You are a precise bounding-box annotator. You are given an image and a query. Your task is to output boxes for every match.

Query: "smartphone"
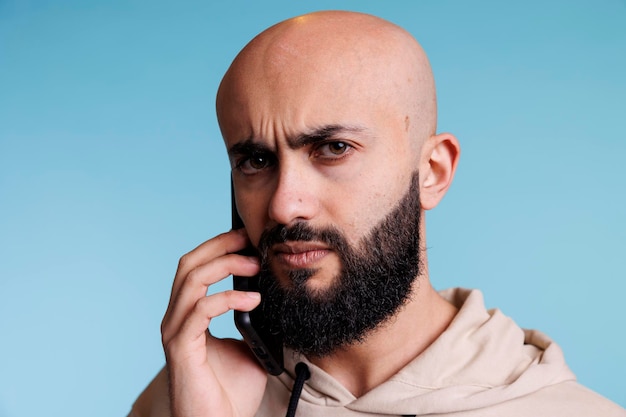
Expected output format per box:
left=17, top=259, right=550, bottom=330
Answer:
left=231, top=181, right=284, bottom=375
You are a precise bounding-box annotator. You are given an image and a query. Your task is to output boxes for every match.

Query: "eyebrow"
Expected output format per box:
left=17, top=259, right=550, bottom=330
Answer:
left=228, top=140, right=271, bottom=159
left=228, top=124, right=366, bottom=157
left=288, top=124, right=365, bottom=149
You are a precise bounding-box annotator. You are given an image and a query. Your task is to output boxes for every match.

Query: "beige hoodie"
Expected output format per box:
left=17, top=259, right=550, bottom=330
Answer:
left=130, top=288, right=626, bottom=416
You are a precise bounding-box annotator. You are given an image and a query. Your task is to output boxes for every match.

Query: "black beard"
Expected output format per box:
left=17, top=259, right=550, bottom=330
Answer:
left=256, top=172, right=422, bottom=358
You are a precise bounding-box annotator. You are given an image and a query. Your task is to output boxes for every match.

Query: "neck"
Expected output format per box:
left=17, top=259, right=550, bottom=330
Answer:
left=308, top=277, right=457, bottom=397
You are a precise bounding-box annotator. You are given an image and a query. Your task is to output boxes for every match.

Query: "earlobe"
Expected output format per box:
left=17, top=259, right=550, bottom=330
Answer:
left=420, top=133, right=460, bottom=210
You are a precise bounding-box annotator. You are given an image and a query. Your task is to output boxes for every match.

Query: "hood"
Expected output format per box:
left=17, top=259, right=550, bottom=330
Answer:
left=274, top=288, right=576, bottom=415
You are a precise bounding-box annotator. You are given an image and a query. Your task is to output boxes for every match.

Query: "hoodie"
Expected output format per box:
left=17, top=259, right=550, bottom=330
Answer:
left=129, top=288, right=626, bottom=416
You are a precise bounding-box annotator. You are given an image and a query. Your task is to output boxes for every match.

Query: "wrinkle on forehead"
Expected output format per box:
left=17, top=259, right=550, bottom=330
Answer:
left=216, top=11, right=437, bottom=149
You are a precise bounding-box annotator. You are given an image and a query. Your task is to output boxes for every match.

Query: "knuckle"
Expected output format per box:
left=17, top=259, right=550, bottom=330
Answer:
left=162, top=334, right=180, bottom=356
left=177, top=253, right=192, bottom=270
left=160, top=317, right=169, bottom=339
left=192, top=292, right=235, bottom=317
left=222, top=290, right=242, bottom=309
left=160, top=318, right=174, bottom=346
left=224, top=289, right=237, bottom=301
left=186, top=266, right=205, bottom=286
left=161, top=323, right=175, bottom=350
left=193, top=295, right=213, bottom=313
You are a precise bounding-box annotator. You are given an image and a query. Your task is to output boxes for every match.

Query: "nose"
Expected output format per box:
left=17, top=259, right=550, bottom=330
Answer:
left=267, top=163, right=320, bottom=226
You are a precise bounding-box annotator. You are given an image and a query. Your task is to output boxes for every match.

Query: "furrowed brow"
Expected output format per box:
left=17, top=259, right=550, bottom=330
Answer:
left=228, top=139, right=272, bottom=158
left=227, top=125, right=365, bottom=158
left=288, top=125, right=365, bottom=149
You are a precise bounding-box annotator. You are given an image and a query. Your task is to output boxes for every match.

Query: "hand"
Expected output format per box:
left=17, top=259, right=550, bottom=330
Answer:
left=161, top=229, right=268, bottom=417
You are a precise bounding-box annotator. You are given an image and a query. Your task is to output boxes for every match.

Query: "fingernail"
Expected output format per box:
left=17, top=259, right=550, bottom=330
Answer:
left=246, top=291, right=261, bottom=300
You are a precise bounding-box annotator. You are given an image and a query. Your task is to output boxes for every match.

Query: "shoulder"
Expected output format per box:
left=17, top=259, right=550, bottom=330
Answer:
left=128, top=367, right=171, bottom=417
left=531, top=381, right=625, bottom=416
left=480, top=381, right=626, bottom=417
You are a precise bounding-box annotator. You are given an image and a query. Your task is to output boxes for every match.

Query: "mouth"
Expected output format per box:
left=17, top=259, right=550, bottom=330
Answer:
left=271, top=241, right=332, bottom=269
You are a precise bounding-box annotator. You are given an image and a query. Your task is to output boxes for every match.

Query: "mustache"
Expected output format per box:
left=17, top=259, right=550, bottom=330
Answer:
left=257, top=222, right=348, bottom=258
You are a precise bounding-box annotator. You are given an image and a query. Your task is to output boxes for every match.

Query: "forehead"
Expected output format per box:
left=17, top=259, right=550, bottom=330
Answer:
left=229, top=124, right=366, bottom=150
left=215, top=15, right=430, bottom=148
left=217, top=62, right=405, bottom=148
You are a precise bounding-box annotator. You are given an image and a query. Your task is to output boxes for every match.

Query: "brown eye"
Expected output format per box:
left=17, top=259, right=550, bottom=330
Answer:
left=327, top=142, right=347, bottom=155
left=313, top=141, right=353, bottom=161
left=237, top=152, right=275, bottom=175
left=249, top=155, right=269, bottom=169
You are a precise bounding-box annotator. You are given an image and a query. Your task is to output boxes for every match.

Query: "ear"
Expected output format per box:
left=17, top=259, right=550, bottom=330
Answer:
left=419, top=133, right=460, bottom=210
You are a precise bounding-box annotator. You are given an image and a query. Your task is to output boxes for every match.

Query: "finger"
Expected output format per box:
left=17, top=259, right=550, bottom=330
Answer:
left=164, top=290, right=261, bottom=354
left=163, top=253, right=260, bottom=336
left=171, top=229, right=252, bottom=298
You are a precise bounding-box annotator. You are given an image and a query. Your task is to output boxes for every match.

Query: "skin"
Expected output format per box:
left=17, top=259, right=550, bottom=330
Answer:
left=159, top=10, right=461, bottom=417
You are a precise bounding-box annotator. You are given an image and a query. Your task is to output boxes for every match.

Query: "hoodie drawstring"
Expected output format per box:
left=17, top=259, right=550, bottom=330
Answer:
left=285, top=362, right=311, bottom=417
left=283, top=362, right=415, bottom=417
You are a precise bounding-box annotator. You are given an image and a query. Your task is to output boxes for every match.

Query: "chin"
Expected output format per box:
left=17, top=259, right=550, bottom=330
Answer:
left=276, top=266, right=338, bottom=295
left=303, top=272, right=339, bottom=294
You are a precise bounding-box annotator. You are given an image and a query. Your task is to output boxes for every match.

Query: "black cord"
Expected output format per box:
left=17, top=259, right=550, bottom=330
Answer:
left=285, top=362, right=311, bottom=417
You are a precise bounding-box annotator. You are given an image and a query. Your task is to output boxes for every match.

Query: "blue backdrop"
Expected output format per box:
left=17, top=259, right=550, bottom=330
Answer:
left=1, top=1, right=624, bottom=416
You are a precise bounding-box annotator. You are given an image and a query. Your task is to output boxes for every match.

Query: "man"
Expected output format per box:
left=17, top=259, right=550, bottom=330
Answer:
left=130, top=11, right=625, bottom=417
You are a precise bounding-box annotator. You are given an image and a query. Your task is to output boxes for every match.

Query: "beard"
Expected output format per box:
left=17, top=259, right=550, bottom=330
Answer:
left=256, top=172, right=422, bottom=358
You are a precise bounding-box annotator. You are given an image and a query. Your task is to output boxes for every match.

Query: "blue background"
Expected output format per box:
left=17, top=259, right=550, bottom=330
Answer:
left=1, top=1, right=624, bottom=415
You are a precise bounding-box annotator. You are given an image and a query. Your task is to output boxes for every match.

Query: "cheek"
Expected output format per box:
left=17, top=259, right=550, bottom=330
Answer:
left=353, top=145, right=416, bottom=233
left=236, top=194, right=270, bottom=247
left=331, top=178, right=405, bottom=247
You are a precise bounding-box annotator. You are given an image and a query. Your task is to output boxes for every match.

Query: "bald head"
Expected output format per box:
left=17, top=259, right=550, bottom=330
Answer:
left=217, top=11, right=461, bottom=301
left=216, top=11, right=437, bottom=152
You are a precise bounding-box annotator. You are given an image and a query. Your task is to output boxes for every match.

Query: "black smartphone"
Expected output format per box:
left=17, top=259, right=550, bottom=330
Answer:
left=231, top=181, right=284, bottom=375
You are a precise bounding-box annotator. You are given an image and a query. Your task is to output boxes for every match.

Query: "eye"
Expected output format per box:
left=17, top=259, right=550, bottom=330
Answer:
left=237, top=152, right=274, bottom=174
left=327, top=142, right=348, bottom=155
left=315, top=141, right=352, bottom=158
left=248, top=154, right=270, bottom=169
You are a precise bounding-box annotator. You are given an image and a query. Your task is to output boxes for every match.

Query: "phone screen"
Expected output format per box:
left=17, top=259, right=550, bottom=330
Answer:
left=231, top=180, right=284, bottom=375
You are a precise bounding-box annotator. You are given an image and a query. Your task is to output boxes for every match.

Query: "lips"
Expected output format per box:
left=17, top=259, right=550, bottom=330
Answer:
left=272, top=242, right=331, bottom=268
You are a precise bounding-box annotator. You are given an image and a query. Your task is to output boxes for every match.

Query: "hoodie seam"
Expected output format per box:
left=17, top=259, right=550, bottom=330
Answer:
left=389, top=378, right=494, bottom=390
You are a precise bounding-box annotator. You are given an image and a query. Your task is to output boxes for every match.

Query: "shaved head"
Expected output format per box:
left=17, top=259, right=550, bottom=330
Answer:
left=217, top=11, right=437, bottom=155
left=218, top=12, right=460, bottom=356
